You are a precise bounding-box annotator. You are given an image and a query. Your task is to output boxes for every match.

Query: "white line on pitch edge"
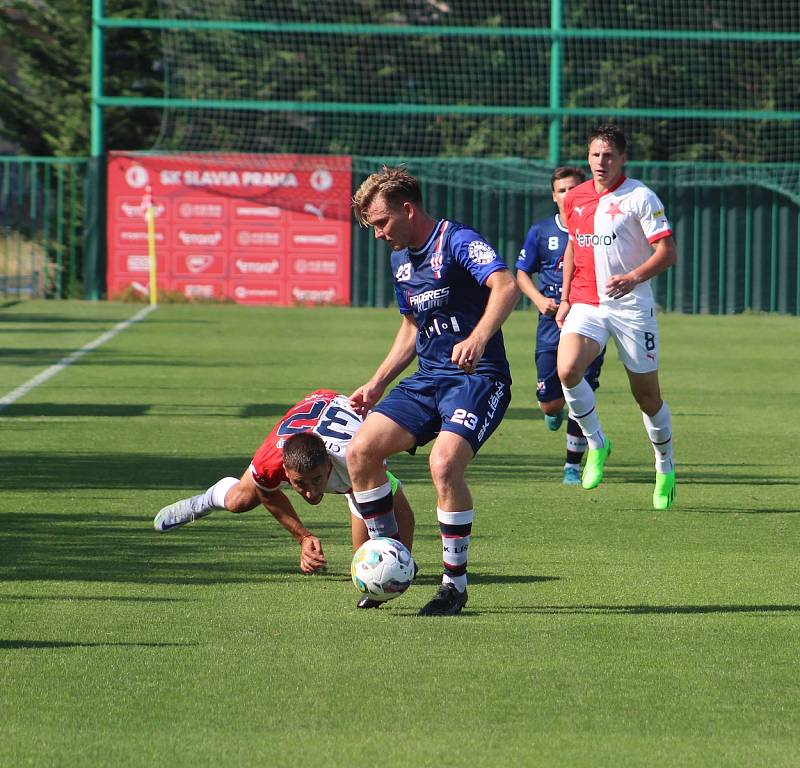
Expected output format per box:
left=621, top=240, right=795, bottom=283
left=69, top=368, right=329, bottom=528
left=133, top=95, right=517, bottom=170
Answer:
left=0, top=304, right=157, bottom=413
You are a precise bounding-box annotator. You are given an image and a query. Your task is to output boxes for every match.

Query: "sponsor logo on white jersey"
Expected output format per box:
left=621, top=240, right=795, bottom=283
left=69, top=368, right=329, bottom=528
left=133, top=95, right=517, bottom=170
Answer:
left=576, top=232, right=616, bottom=247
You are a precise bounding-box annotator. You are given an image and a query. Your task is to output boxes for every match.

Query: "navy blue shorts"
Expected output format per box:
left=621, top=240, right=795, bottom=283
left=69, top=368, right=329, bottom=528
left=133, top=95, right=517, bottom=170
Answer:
left=535, top=346, right=605, bottom=403
left=373, top=371, right=511, bottom=455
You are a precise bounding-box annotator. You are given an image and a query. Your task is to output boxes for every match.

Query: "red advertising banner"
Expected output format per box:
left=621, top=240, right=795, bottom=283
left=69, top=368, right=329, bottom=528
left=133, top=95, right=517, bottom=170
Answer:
left=106, top=153, right=352, bottom=305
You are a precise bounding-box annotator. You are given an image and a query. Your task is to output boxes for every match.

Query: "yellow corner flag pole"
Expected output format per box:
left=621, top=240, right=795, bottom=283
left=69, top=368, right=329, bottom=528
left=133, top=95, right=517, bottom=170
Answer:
left=143, top=185, right=157, bottom=306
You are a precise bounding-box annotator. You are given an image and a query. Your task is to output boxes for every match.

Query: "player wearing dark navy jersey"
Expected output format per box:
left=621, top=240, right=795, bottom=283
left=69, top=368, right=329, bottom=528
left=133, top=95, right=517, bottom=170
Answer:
left=349, top=166, right=520, bottom=616
left=515, top=166, right=605, bottom=485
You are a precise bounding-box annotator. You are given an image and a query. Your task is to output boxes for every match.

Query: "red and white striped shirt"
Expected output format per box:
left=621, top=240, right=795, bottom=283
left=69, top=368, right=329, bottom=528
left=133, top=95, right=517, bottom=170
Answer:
left=564, top=176, right=672, bottom=309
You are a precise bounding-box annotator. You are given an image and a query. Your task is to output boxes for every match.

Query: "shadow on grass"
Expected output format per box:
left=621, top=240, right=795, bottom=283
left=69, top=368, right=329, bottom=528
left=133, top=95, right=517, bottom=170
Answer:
left=0, top=511, right=353, bottom=586
left=0, top=313, right=128, bottom=325
left=3, top=402, right=293, bottom=420
left=0, top=640, right=198, bottom=649
left=460, top=603, right=800, bottom=617
left=3, top=404, right=152, bottom=418
left=0, top=453, right=247, bottom=489
left=390, top=603, right=800, bottom=619
left=1, top=451, right=796, bottom=513
left=0, top=593, right=188, bottom=603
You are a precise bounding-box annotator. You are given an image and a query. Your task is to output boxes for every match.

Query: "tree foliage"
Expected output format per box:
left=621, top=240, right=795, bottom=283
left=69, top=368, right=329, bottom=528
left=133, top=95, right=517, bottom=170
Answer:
left=0, top=0, right=163, bottom=156
left=1, top=1, right=798, bottom=162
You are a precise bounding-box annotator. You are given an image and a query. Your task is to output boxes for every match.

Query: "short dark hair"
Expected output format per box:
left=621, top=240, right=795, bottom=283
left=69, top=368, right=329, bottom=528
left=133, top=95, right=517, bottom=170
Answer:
left=551, top=165, right=586, bottom=189
left=352, top=165, right=422, bottom=226
left=588, top=124, right=627, bottom=154
left=282, top=432, right=328, bottom=473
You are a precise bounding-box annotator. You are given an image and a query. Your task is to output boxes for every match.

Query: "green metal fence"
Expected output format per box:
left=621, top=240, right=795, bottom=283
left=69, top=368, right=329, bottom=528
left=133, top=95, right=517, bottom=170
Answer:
left=1, top=155, right=797, bottom=313
left=0, top=157, right=88, bottom=299
left=350, top=159, right=800, bottom=315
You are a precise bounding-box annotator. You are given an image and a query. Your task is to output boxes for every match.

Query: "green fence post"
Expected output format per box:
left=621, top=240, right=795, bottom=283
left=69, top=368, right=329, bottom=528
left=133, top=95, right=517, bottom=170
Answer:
left=56, top=165, right=65, bottom=298
left=770, top=195, right=778, bottom=312
left=43, top=163, right=52, bottom=296
left=744, top=187, right=752, bottom=311
left=717, top=188, right=726, bottom=314
left=85, top=0, right=106, bottom=299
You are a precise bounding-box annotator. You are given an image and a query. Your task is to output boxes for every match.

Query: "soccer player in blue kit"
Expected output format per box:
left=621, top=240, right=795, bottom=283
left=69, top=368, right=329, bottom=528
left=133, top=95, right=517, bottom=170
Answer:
left=515, top=167, right=606, bottom=485
left=348, top=166, right=520, bottom=616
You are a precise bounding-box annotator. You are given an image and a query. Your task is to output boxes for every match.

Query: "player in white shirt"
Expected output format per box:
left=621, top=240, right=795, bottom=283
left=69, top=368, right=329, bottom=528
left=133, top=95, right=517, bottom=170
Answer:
left=154, top=390, right=415, bottom=607
left=555, top=125, right=677, bottom=510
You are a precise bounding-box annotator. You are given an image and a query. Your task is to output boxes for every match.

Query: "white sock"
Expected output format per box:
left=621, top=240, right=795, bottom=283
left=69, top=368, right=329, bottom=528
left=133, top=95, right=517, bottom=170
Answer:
left=202, top=477, right=239, bottom=511
left=353, top=482, right=398, bottom=538
left=563, top=378, right=605, bottom=450
left=642, top=403, right=674, bottom=474
left=438, top=507, right=472, bottom=593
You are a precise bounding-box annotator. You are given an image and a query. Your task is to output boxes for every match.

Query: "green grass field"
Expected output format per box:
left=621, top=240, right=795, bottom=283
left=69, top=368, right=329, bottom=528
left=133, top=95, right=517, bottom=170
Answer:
left=1, top=300, right=799, bottom=767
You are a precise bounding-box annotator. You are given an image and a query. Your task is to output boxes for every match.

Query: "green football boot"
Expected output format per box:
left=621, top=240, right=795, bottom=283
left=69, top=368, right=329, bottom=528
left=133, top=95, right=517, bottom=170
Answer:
left=653, top=470, right=676, bottom=510
left=544, top=409, right=564, bottom=431
left=581, top=437, right=612, bottom=490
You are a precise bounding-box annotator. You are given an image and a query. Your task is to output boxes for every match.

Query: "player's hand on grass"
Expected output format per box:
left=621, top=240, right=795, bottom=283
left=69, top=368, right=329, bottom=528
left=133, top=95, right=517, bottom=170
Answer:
left=299, top=535, right=326, bottom=573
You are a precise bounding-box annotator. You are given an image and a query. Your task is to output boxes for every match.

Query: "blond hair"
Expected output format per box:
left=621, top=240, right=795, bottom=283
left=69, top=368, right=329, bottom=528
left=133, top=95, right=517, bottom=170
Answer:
left=352, top=166, right=422, bottom=226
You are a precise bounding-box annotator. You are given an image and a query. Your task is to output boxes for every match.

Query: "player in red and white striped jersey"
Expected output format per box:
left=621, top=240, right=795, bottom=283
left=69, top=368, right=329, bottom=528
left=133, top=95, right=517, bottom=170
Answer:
left=555, top=125, right=677, bottom=510
left=154, top=390, right=415, bottom=594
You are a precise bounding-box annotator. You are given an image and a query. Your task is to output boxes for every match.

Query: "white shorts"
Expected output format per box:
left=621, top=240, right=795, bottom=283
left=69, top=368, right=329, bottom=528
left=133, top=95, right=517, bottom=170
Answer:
left=562, top=301, right=660, bottom=373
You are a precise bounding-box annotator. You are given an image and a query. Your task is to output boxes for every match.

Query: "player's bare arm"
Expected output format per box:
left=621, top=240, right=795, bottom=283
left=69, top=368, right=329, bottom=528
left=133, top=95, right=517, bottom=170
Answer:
left=452, top=269, right=519, bottom=371
left=555, top=241, right=575, bottom=328
left=349, top=314, right=418, bottom=414
left=606, top=235, right=677, bottom=299
left=258, top=487, right=326, bottom=573
left=516, top=269, right=558, bottom=317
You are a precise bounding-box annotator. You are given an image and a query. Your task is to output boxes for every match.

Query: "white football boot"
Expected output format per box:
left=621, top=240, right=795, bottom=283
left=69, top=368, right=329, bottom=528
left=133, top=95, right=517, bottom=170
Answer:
left=154, top=494, right=212, bottom=532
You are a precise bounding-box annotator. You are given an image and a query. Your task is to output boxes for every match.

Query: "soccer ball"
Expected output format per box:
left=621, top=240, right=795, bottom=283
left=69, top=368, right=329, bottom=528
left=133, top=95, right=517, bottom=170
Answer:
left=351, top=537, right=415, bottom=602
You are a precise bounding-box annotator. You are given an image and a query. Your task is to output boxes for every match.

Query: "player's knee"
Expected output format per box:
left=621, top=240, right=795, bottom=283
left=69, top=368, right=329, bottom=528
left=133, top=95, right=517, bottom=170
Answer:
left=540, top=399, right=565, bottom=416
left=428, top=450, right=460, bottom=490
left=345, top=432, right=372, bottom=475
left=636, top=393, right=663, bottom=417
left=557, top=362, right=583, bottom=388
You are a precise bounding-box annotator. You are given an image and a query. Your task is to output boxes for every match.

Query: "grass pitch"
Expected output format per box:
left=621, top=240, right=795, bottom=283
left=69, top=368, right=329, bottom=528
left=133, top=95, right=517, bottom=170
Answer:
left=1, top=301, right=799, bottom=767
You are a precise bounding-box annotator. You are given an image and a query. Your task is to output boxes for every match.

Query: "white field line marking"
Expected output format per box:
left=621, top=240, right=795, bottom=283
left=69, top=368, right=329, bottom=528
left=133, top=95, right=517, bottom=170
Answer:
left=0, top=304, right=157, bottom=413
